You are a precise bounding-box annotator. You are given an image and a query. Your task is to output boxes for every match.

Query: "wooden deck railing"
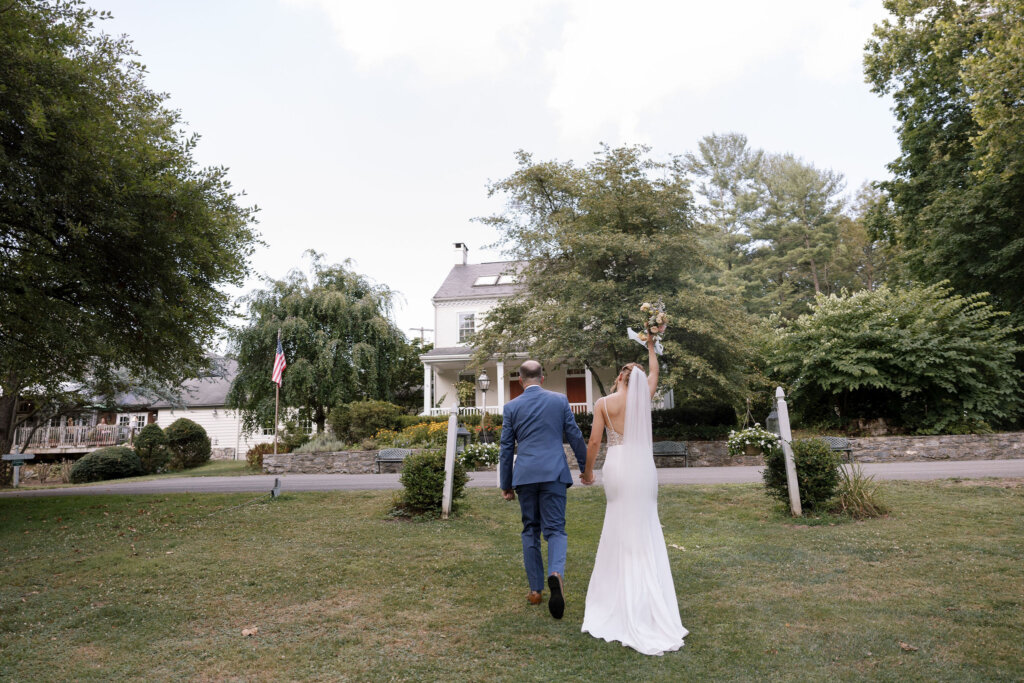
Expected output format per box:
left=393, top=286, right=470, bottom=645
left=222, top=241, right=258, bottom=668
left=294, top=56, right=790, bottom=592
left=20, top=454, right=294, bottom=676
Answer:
left=14, top=424, right=141, bottom=452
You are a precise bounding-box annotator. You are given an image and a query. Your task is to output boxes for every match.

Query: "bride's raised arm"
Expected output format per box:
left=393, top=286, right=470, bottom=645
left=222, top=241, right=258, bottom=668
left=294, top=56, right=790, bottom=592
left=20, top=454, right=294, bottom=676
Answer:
left=645, top=336, right=658, bottom=399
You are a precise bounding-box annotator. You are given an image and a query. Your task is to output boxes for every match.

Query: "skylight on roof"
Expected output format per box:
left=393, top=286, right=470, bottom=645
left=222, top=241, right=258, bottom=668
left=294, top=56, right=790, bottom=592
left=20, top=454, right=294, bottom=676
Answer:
left=497, top=274, right=518, bottom=284
left=473, top=275, right=499, bottom=286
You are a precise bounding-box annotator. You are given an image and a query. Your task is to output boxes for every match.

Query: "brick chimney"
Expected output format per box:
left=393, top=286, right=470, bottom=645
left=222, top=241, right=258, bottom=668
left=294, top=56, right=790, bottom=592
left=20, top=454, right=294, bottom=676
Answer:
left=454, top=242, right=468, bottom=265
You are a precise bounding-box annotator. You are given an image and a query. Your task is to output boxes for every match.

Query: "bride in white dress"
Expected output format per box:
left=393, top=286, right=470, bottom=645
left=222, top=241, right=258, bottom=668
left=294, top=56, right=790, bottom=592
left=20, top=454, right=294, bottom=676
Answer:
left=580, top=336, right=688, bottom=656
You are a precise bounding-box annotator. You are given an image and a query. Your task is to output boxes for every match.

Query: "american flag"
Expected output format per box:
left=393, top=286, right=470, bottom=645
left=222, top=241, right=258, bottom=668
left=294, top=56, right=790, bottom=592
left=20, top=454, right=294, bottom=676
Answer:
left=271, top=337, right=287, bottom=387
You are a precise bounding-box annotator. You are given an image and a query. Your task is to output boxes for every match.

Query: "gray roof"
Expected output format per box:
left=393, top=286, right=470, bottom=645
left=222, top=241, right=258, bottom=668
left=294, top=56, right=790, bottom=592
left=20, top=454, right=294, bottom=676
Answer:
left=150, top=358, right=237, bottom=409
left=433, top=261, right=525, bottom=301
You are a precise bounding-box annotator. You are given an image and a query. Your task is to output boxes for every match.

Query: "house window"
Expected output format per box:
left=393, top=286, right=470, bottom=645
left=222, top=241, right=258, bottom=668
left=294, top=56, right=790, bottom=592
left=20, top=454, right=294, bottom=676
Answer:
left=297, top=417, right=314, bottom=435
left=118, top=415, right=131, bottom=427
left=458, top=313, right=475, bottom=343
left=262, top=423, right=275, bottom=436
left=473, top=275, right=499, bottom=286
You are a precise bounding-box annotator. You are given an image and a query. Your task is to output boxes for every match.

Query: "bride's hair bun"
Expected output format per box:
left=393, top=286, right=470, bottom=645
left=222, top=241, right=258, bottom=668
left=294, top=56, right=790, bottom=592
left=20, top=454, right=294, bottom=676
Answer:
left=618, top=363, right=644, bottom=385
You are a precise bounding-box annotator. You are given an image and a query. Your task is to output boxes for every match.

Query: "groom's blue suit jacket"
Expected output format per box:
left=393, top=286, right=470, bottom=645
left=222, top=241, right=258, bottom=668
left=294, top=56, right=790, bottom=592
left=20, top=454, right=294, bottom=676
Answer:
left=499, top=385, right=588, bottom=491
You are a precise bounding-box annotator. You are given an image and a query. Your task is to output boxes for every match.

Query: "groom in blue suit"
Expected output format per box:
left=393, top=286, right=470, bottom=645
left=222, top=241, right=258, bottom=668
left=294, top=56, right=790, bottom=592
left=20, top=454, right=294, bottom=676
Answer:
left=500, top=360, right=589, bottom=619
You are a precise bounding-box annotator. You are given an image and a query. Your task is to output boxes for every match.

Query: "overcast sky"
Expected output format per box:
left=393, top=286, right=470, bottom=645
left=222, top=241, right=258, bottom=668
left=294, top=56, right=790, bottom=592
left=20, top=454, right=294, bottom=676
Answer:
left=97, top=0, right=898, bottom=344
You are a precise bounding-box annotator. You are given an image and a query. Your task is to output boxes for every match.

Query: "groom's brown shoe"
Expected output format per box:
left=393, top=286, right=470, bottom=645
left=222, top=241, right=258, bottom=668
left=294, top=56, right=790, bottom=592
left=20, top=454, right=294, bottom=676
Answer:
left=527, top=590, right=542, bottom=605
left=547, top=573, right=564, bottom=619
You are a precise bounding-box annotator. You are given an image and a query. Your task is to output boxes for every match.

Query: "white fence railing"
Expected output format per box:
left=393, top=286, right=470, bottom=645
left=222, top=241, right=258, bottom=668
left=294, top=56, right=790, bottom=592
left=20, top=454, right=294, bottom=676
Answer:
left=14, top=424, right=141, bottom=452
left=428, top=403, right=592, bottom=417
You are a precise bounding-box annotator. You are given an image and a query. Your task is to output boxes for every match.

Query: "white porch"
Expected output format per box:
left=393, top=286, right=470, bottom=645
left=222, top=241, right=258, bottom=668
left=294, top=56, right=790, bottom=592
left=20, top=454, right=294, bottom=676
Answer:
left=421, top=349, right=600, bottom=417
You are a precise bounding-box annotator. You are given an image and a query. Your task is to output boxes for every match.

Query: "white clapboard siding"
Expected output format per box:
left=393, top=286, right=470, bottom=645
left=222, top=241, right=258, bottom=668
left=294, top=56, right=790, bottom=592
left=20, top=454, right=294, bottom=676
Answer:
left=156, top=407, right=265, bottom=459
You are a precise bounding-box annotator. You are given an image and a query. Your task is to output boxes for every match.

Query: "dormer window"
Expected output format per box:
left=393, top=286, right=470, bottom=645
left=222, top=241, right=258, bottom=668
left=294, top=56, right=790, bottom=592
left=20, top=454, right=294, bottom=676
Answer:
left=473, top=275, right=499, bottom=286
left=458, top=313, right=475, bottom=343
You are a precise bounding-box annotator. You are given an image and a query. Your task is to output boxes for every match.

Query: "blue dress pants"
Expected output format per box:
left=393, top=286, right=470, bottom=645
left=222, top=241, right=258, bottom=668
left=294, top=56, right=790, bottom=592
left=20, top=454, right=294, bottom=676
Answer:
left=516, top=481, right=568, bottom=592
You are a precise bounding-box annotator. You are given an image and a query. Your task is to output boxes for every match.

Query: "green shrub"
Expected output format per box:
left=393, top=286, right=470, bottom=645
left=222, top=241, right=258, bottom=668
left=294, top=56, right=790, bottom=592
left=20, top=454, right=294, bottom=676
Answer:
left=767, top=284, right=1024, bottom=433
left=245, top=442, right=290, bottom=469
left=763, top=438, right=840, bottom=511
left=574, top=403, right=736, bottom=441
left=460, top=442, right=499, bottom=469
left=398, top=449, right=468, bottom=515
left=165, top=418, right=212, bottom=470
left=134, top=424, right=169, bottom=474
left=329, top=400, right=404, bottom=441
left=70, top=446, right=142, bottom=483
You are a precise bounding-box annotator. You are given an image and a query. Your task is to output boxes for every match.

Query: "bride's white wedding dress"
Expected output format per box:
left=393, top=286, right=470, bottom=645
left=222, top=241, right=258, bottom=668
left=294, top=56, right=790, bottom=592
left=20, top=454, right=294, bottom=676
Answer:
left=581, top=367, right=688, bottom=656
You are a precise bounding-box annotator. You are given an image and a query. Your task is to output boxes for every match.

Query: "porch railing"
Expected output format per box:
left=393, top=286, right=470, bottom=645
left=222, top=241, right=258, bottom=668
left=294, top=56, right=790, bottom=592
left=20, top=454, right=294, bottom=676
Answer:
left=13, top=424, right=142, bottom=453
left=428, top=404, right=592, bottom=417
left=428, top=406, right=503, bottom=417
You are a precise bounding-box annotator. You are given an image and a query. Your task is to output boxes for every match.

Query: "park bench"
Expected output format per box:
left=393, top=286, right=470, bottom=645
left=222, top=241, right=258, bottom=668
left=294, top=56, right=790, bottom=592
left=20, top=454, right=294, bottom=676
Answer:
left=375, top=448, right=412, bottom=473
left=652, top=441, right=689, bottom=467
left=820, top=436, right=853, bottom=464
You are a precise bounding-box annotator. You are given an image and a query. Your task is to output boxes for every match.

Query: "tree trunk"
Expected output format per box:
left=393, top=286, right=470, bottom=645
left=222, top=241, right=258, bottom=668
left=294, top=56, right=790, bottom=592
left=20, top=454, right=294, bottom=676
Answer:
left=805, top=237, right=822, bottom=294
left=0, top=392, right=18, bottom=486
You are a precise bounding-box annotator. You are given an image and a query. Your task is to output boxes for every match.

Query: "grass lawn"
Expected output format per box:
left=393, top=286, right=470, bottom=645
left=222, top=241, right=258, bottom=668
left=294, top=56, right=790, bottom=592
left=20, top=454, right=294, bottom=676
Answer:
left=20, top=459, right=257, bottom=490
left=1, top=480, right=1022, bottom=681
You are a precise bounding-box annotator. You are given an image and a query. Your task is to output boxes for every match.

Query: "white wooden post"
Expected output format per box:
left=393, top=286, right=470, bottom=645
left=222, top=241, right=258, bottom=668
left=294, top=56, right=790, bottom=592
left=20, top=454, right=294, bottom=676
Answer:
left=423, top=363, right=432, bottom=416
left=775, top=387, right=802, bottom=517
left=584, top=367, right=594, bottom=411
left=496, top=360, right=505, bottom=409
left=441, top=407, right=459, bottom=519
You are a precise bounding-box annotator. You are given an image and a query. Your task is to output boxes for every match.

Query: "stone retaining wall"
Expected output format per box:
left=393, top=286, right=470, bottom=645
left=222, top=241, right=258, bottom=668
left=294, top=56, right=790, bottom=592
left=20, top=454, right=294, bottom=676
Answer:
left=846, top=432, right=1024, bottom=462
left=264, top=450, right=380, bottom=475
left=264, top=432, right=1024, bottom=474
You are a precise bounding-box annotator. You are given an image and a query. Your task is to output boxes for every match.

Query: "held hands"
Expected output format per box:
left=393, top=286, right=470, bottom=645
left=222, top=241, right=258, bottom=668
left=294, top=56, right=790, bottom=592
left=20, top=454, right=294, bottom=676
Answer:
left=580, top=470, right=595, bottom=485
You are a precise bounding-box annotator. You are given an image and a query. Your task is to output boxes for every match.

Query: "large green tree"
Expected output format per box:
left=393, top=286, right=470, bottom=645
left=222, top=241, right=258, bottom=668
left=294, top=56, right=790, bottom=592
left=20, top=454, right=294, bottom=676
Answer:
left=767, top=283, right=1023, bottom=433
left=0, top=1, right=257, bottom=464
left=227, top=255, right=409, bottom=433
left=473, top=145, right=757, bottom=404
left=741, top=154, right=848, bottom=318
left=865, top=0, right=1024, bottom=326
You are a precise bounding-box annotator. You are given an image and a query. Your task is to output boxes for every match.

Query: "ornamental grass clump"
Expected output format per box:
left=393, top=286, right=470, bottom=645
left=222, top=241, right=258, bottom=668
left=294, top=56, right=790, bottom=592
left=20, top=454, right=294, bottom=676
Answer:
left=727, top=423, right=780, bottom=456
left=833, top=463, right=888, bottom=519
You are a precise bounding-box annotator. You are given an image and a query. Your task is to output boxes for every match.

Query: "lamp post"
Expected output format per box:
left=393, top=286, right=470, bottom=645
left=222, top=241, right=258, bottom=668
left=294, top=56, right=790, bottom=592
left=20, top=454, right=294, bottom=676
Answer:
left=477, top=370, right=491, bottom=443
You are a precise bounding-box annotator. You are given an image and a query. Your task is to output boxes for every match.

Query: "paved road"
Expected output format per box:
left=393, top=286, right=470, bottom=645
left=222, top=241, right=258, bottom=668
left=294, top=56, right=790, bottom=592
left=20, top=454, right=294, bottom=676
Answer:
left=2, top=459, right=1023, bottom=498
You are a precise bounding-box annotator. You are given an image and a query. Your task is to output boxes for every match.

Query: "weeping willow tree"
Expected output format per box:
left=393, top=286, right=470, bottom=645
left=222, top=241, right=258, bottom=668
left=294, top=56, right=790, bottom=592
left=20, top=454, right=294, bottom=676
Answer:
left=473, top=145, right=758, bottom=404
left=227, top=253, right=407, bottom=433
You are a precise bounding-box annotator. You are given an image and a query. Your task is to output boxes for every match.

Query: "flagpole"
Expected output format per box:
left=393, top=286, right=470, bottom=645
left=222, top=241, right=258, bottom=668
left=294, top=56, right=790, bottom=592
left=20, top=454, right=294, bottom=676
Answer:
left=274, top=329, right=281, bottom=456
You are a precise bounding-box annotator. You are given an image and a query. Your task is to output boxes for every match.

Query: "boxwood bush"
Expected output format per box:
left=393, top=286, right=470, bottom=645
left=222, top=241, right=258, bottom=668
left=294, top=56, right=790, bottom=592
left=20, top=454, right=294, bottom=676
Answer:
left=134, top=424, right=169, bottom=474
left=763, top=437, right=840, bottom=511
left=397, top=449, right=468, bottom=515
left=165, top=418, right=212, bottom=470
left=70, top=446, right=142, bottom=483
left=245, top=442, right=291, bottom=469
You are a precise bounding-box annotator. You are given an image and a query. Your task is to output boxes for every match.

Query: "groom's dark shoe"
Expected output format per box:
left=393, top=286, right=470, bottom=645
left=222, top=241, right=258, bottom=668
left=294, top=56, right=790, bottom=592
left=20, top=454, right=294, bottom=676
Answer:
left=527, top=590, right=542, bottom=605
left=547, top=573, right=564, bottom=619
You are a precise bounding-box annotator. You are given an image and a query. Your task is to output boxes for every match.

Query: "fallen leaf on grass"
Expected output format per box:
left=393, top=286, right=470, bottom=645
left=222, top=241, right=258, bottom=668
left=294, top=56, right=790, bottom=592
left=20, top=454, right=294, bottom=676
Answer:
left=899, top=642, right=918, bottom=652
left=242, top=627, right=259, bottom=637
left=668, top=543, right=685, bottom=551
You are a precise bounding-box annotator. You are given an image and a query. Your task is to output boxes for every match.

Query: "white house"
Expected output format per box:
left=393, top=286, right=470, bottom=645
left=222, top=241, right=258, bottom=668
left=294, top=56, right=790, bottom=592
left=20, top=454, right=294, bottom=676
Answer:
left=421, top=243, right=610, bottom=417
left=150, top=358, right=272, bottom=459
left=13, top=358, right=278, bottom=459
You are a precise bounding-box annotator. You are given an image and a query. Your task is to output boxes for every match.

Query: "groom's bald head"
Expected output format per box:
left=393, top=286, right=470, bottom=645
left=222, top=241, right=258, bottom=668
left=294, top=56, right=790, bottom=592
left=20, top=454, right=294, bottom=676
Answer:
left=519, top=360, right=544, bottom=386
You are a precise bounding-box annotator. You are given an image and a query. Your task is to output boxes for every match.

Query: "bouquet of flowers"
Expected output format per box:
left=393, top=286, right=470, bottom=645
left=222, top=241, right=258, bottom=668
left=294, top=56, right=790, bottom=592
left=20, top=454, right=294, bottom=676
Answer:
left=628, top=300, right=668, bottom=355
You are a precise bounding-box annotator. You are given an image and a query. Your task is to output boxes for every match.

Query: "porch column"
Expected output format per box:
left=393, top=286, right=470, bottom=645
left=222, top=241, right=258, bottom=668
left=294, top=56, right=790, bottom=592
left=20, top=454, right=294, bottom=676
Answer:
left=423, top=363, right=432, bottom=415
left=496, top=360, right=505, bottom=409
left=584, top=367, right=594, bottom=411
